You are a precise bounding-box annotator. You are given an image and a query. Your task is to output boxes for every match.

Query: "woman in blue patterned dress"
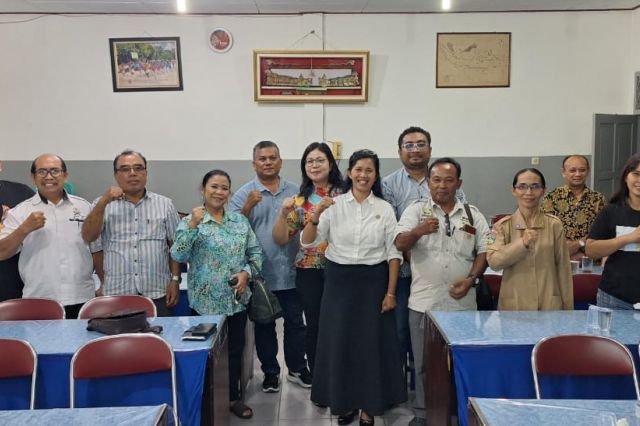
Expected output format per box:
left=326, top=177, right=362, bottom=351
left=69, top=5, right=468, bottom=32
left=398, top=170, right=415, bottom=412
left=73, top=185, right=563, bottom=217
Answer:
left=171, top=169, right=263, bottom=419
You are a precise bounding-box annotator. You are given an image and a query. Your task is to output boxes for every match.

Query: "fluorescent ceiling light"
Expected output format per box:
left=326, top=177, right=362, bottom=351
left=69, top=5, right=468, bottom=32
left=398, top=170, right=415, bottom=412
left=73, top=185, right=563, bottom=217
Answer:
left=177, top=0, right=186, bottom=13
left=442, top=0, right=451, bottom=10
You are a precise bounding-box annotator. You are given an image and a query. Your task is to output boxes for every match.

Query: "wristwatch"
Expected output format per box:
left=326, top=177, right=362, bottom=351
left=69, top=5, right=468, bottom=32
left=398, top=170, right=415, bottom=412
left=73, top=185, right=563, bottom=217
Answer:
left=578, top=240, right=586, bottom=253
left=467, top=274, right=480, bottom=287
left=171, top=275, right=182, bottom=284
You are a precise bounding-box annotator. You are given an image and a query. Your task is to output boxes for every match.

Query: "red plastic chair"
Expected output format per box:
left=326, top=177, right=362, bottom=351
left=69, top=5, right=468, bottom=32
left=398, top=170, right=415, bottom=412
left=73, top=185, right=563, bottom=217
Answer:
left=572, top=274, right=601, bottom=310
left=0, top=298, right=65, bottom=320
left=532, top=334, right=640, bottom=399
left=0, top=338, right=37, bottom=409
left=77, top=295, right=157, bottom=319
left=70, top=333, right=178, bottom=424
left=483, top=274, right=502, bottom=303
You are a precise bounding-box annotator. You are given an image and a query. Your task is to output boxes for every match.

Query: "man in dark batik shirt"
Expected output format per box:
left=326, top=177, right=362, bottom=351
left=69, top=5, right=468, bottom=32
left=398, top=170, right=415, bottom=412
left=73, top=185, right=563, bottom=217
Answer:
left=542, top=155, right=606, bottom=261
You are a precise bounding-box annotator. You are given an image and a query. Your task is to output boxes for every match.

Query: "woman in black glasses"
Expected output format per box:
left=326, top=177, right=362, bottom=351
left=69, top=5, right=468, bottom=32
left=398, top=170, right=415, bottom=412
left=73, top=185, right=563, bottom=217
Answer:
left=486, top=168, right=573, bottom=310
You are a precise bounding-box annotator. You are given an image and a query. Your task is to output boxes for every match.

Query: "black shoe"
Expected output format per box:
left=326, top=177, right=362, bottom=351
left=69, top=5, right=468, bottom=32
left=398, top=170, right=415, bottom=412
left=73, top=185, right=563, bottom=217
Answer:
left=287, top=367, right=312, bottom=388
left=262, top=373, right=280, bottom=393
left=337, top=410, right=357, bottom=425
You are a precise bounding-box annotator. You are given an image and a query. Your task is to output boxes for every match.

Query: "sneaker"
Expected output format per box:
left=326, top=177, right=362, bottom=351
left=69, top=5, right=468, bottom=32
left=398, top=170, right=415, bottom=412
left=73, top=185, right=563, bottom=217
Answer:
left=287, top=367, right=312, bottom=388
left=262, top=373, right=280, bottom=393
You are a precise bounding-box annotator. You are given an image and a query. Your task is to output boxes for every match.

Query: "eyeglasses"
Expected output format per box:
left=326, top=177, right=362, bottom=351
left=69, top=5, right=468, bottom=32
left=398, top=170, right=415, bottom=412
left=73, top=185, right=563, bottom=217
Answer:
left=305, top=158, right=327, bottom=166
left=402, top=142, right=429, bottom=152
left=514, top=183, right=544, bottom=192
left=34, top=168, right=64, bottom=178
left=116, top=165, right=146, bottom=174
left=444, top=213, right=454, bottom=237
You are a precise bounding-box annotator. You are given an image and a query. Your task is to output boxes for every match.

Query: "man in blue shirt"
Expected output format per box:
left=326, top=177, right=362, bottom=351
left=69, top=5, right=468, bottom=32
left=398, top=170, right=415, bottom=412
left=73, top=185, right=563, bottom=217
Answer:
left=383, top=127, right=465, bottom=426
left=230, top=141, right=310, bottom=393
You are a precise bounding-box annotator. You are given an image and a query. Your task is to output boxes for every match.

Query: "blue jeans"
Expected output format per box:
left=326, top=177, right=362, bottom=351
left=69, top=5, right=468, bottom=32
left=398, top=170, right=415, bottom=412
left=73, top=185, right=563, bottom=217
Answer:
left=254, top=288, right=307, bottom=375
left=597, top=289, right=634, bottom=310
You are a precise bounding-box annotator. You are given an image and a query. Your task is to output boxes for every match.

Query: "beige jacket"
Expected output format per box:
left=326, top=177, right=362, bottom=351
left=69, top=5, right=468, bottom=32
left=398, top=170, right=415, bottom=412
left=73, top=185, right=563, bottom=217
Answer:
left=486, top=209, right=573, bottom=311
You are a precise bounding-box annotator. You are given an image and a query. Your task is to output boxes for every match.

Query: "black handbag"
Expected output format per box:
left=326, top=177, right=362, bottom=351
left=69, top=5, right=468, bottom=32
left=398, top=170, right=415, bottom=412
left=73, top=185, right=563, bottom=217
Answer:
left=87, top=309, right=163, bottom=335
left=463, top=204, right=494, bottom=311
left=247, top=263, right=283, bottom=324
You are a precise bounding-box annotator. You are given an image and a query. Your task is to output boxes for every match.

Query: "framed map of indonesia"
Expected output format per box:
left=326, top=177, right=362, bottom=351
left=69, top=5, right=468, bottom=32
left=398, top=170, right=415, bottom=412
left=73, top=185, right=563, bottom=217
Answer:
left=436, top=32, right=511, bottom=88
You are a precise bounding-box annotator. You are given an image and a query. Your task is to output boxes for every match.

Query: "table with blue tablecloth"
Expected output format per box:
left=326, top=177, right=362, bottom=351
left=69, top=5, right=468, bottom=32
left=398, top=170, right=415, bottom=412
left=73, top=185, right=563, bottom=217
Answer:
left=0, top=405, right=172, bottom=426
left=0, top=315, right=228, bottom=426
left=467, top=398, right=640, bottom=426
left=425, top=310, right=640, bottom=426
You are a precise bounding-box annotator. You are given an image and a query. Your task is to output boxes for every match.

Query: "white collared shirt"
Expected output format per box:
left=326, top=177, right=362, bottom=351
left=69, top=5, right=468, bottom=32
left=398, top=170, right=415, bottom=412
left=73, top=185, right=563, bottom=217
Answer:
left=395, top=199, right=489, bottom=312
left=0, top=193, right=95, bottom=305
left=301, top=191, right=402, bottom=265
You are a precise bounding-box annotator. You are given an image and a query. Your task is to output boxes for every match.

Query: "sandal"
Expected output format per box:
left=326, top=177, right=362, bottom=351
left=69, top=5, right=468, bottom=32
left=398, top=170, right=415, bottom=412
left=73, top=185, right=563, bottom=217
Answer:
left=359, top=411, right=374, bottom=425
left=230, top=401, right=253, bottom=419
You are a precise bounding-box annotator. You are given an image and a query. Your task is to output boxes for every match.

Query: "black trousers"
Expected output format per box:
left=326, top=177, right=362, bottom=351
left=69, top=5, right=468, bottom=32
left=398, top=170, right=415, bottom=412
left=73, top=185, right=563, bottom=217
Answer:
left=192, top=308, right=247, bottom=401
left=295, top=267, right=325, bottom=374
left=64, top=302, right=84, bottom=319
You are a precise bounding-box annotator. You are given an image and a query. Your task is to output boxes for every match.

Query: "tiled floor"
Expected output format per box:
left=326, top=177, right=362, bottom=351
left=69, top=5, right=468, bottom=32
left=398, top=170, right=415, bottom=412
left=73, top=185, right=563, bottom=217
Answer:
left=231, top=321, right=416, bottom=426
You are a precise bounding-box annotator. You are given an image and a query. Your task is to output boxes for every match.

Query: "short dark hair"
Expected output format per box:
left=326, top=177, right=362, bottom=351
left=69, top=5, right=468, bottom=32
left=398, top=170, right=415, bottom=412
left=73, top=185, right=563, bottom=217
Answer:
left=252, top=141, right=280, bottom=160
left=201, top=169, right=231, bottom=188
left=428, top=157, right=462, bottom=178
left=344, top=149, right=383, bottom=199
left=611, top=153, right=640, bottom=206
left=512, top=168, right=546, bottom=188
left=397, top=126, right=431, bottom=149
left=30, top=154, right=67, bottom=174
left=299, top=142, right=342, bottom=203
left=113, top=149, right=147, bottom=172
left=562, top=154, right=590, bottom=169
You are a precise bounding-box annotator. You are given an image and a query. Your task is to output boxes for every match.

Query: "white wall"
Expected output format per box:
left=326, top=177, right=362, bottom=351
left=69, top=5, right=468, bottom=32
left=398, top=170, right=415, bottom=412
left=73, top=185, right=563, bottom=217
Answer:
left=0, top=10, right=633, bottom=161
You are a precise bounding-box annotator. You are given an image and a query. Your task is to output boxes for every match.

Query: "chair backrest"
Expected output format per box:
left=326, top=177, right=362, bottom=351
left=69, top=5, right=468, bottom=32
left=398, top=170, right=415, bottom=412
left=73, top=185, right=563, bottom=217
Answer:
left=483, top=274, right=502, bottom=301
left=532, top=334, right=640, bottom=399
left=70, top=333, right=178, bottom=424
left=0, top=338, right=37, bottom=409
left=77, top=295, right=157, bottom=319
left=490, top=214, right=510, bottom=226
left=0, top=298, right=65, bottom=320
left=572, top=274, right=600, bottom=307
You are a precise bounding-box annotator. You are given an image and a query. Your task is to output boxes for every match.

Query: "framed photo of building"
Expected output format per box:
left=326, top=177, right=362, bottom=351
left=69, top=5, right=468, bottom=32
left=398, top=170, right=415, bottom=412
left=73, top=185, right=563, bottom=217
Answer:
left=436, top=32, right=511, bottom=88
left=253, top=50, right=369, bottom=103
left=109, top=37, right=183, bottom=92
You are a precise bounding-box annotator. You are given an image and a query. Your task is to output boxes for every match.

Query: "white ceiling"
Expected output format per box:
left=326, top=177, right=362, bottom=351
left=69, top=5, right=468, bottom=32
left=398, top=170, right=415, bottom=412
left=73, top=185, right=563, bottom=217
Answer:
left=1, top=0, right=639, bottom=15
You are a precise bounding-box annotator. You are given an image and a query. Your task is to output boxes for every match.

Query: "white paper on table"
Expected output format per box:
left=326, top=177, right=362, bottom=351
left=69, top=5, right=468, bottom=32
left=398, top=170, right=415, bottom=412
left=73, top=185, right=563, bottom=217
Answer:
left=616, top=226, right=640, bottom=252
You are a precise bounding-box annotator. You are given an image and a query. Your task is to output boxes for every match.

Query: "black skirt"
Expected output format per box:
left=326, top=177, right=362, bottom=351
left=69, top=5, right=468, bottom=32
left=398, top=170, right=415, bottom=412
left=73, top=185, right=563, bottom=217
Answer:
left=310, top=260, right=407, bottom=415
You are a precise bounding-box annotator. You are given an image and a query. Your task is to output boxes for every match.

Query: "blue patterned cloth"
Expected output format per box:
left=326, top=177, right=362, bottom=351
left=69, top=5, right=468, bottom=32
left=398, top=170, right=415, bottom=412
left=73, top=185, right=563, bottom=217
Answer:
left=171, top=210, right=263, bottom=316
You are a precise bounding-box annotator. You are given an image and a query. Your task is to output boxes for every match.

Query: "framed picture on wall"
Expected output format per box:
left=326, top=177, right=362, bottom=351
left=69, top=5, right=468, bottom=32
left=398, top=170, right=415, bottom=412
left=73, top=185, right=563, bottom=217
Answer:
left=436, top=32, right=511, bottom=88
left=253, top=50, right=369, bottom=103
left=635, top=71, right=640, bottom=114
left=109, top=37, right=183, bottom=92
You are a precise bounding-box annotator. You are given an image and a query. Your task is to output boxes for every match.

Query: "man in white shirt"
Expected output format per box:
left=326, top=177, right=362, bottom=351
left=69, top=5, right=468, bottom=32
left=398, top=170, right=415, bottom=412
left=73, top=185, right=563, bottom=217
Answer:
left=394, top=157, right=488, bottom=426
left=0, top=154, right=95, bottom=319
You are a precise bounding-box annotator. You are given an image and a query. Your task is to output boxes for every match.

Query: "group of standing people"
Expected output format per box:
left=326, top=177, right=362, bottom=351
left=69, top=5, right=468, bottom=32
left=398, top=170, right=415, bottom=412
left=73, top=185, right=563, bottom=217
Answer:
left=3, top=130, right=640, bottom=425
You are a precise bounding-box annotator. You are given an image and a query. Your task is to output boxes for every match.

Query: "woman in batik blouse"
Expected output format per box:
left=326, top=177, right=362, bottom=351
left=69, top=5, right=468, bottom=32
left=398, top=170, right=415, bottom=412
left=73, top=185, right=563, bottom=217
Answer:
left=171, top=169, right=262, bottom=420
left=272, top=142, right=342, bottom=377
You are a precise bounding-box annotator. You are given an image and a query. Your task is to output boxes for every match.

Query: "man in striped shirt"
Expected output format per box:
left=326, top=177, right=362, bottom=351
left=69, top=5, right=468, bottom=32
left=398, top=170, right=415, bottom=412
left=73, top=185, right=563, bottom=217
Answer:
left=82, top=149, right=181, bottom=316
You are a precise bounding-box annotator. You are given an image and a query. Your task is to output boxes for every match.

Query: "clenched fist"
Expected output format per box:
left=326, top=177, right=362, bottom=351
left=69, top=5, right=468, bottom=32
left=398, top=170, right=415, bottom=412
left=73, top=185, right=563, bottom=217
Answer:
left=189, top=206, right=206, bottom=229
left=20, top=211, right=46, bottom=234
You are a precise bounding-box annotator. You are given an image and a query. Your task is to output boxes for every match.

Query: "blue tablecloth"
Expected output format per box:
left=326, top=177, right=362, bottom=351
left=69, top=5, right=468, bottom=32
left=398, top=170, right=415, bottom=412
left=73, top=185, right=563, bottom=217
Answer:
left=430, top=310, right=640, bottom=426
left=0, top=315, right=223, bottom=426
left=469, top=398, right=639, bottom=425
left=0, top=405, right=172, bottom=426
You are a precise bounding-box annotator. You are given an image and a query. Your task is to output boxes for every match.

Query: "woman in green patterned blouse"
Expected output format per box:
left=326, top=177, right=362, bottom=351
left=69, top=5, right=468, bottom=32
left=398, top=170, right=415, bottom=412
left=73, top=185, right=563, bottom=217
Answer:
left=171, top=169, right=263, bottom=419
